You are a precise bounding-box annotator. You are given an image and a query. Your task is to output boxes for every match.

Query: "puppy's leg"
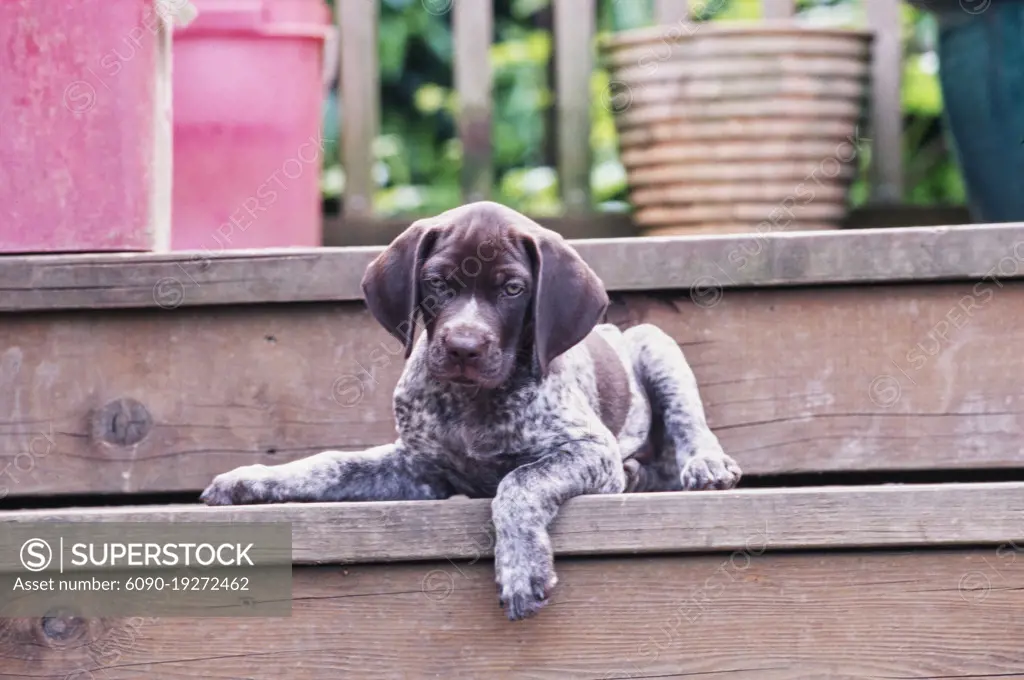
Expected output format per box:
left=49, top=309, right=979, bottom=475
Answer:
left=623, top=324, right=741, bottom=491
left=492, top=437, right=623, bottom=621
left=200, top=442, right=451, bottom=505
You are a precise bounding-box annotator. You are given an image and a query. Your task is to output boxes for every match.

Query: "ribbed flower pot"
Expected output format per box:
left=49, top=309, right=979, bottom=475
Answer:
left=600, top=21, right=873, bottom=236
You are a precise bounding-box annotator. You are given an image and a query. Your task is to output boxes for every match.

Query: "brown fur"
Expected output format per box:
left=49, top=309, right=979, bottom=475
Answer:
left=583, top=333, right=631, bottom=437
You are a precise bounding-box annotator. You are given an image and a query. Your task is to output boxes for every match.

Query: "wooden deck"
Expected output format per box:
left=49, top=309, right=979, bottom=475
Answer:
left=1, top=224, right=1023, bottom=677
left=2, top=485, right=1024, bottom=677
left=2, top=223, right=1024, bottom=495
left=0, top=0, right=1001, bottom=674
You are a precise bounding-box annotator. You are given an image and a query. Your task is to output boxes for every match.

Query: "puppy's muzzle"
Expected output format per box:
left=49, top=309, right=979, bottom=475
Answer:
left=440, top=325, right=496, bottom=381
left=445, top=328, right=490, bottom=362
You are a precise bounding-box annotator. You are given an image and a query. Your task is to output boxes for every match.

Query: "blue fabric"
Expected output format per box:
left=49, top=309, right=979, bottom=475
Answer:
left=935, top=4, right=1024, bottom=222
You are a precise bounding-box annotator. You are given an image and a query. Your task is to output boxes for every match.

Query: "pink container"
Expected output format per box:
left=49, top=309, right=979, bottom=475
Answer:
left=0, top=0, right=172, bottom=253
left=171, top=0, right=334, bottom=251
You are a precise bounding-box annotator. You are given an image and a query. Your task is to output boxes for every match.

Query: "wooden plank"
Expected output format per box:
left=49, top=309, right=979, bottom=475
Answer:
left=554, top=0, right=595, bottom=213
left=865, top=0, right=904, bottom=203
left=337, top=0, right=379, bottom=217
left=4, top=483, right=1024, bottom=566
left=2, top=549, right=1023, bottom=678
left=3, top=282, right=1024, bottom=497
left=453, top=0, right=493, bottom=203
left=4, top=223, right=1024, bottom=311
left=654, top=0, right=689, bottom=25
left=761, top=0, right=796, bottom=18
left=625, top=284, right=1024, bottom=477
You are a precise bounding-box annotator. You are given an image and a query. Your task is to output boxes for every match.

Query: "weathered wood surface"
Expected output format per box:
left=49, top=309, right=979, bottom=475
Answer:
left=2, top=223, right=1023, bottom=311
left=2, top=281, right=1024, bottom=497
left=2, top=549, right=1022, bottom=678
left=1, top=483, right=1023, bottom=567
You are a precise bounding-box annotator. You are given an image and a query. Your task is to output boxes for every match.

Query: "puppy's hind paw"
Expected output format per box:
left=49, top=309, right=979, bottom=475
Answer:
left=681, top=451, right=742, bottom=491
left=200, top=464, right=278, bottom=506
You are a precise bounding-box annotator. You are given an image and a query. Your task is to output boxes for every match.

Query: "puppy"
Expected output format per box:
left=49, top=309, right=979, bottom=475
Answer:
left=201, top=201, right=741, bottom=620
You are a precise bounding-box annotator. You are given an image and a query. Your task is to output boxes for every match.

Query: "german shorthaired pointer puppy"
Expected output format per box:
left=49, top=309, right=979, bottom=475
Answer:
left=201, top=201, right=741, bottom=620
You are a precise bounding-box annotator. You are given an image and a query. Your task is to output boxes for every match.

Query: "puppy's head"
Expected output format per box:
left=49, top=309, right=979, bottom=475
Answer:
left=361, top=201, right=608, bottom=388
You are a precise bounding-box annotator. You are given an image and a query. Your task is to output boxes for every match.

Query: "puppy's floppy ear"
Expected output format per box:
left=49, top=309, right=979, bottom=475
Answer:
left=522, top=230, right=609, bottom=374
left=360, top=219, right=439, bottom=357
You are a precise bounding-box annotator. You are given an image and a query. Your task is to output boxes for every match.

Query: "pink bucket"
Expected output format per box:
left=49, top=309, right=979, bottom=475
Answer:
left=171, top=0, right=335, bottom=251
left=0, top=0, right=172, bottom=253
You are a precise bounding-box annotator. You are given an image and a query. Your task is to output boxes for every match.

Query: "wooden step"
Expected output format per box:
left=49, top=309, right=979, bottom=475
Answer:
left=3, top=223, right=1023, bottom=311
left=1, top=483, right=1022, bottom=678
left=1, top=483, right=1022, bottom=564
left=2, top=224, right=1024, bottom=499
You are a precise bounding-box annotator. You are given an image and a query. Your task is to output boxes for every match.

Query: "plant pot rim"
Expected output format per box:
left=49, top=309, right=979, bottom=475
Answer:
left=599, top=19, right=874, bottom=51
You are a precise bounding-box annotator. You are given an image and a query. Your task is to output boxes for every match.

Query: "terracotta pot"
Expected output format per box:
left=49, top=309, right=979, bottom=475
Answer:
left=599, top=20, right=873, bottom=236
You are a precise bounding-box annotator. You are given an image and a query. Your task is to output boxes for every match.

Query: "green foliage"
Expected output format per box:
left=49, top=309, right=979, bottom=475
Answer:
left=322, top=0, right=965, bottom=217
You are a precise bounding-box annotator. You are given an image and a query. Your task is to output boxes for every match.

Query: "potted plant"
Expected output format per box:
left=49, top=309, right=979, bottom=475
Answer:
left=599, top=18, right=873, bottom=236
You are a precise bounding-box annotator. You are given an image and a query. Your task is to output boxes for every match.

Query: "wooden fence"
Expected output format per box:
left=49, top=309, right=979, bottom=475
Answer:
left=335, top=0, right=905, bottom=221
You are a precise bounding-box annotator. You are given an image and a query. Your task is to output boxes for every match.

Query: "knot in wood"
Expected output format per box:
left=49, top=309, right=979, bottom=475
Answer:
left=92, top=399, right=152, bottom=447
left=40, top=608, right=85, bottom=643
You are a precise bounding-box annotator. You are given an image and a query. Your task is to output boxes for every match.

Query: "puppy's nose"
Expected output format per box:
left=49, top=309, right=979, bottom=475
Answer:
left=445, top=329, right=490, bottom=363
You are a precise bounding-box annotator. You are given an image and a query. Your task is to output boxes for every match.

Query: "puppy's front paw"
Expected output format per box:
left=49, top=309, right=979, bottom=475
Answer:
left=681, top=449, right=742, bottom=491
left=494, top=534, right=557, bottom=621
left=200, top=464, right=279, bottom=506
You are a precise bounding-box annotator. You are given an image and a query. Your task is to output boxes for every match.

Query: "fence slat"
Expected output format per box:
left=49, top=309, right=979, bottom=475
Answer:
left=866, top=0, right=904, bottom=203
left=761, top=0, right=796, bottom=18
left=337, top=0, right=379, bottom=217
left=453, top=0, right=494, bottom=203
left=654, top=0, right=689, bottom=24
left=554, top=0, right=595, bottom=213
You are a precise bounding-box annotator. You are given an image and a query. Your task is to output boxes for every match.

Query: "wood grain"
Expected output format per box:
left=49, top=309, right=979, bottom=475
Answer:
left=4, top=223, right=1024, bottom=311
left=3, top=281, right=1024, bottom=497
left=2, top=483, right=1023, bottom=566
left=2, top=549, right=1022, bottom=678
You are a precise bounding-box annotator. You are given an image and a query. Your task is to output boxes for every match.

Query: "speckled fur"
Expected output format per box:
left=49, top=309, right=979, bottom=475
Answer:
left=200, top=201, right=741, bottom=621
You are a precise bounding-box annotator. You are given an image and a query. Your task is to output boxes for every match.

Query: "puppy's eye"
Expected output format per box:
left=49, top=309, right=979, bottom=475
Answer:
left=425, top=276, right=446, bottom=290
left=502, top=281, right=525, bottom=297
